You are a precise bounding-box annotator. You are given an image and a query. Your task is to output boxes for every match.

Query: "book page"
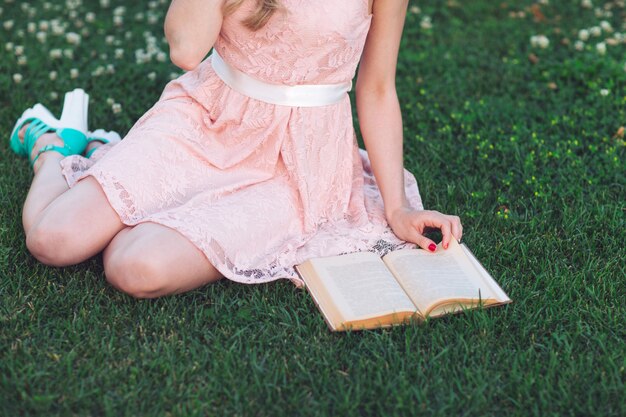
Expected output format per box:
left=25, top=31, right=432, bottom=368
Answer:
left=460, top=244, right=511, bottom=302
left=308, top=252, right=417, bottom=322
left=383, top=240, right=498, bottom=315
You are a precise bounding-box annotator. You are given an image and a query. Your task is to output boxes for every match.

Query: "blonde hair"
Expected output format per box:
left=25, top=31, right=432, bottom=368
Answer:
left=224, top=0, right=282, bottom=31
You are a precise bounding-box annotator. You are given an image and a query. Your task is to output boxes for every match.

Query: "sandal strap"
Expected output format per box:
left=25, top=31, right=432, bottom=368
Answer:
left=23, top=119, right=52, bottom=156
left=57, top=128, right=88, bottom=154
left=31, top=144, right=70, bottom=167
left=24, top=124, right=87, bottom=167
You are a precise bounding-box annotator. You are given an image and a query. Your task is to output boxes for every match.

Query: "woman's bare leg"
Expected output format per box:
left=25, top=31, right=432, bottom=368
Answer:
left=21, top=127, right=72, bottom=232
left=103, top=222, right=223, bottom=298
left=26, top=176, right=125, bottom=266
left=20, top=126, right=108, bottom=233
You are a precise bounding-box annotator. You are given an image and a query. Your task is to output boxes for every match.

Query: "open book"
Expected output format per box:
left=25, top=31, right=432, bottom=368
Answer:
left=295, top=239, right=511, bottom=331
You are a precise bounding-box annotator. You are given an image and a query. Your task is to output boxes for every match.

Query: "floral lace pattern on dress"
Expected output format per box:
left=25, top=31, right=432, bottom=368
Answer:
left=60, top=0, right=424, bottom=288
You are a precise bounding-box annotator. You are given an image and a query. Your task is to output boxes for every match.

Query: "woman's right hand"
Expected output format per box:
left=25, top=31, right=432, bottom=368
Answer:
left=387, top=207, right=463, bottom=252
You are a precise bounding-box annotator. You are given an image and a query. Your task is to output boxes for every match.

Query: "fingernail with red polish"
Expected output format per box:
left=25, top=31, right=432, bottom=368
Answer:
left=428, top=243, right=436, bottom=252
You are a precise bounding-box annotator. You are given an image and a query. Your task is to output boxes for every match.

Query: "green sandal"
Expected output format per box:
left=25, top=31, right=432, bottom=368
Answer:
left=10, top=89, right=89, bottom=167
left=84, top=129, right=122, bottom=159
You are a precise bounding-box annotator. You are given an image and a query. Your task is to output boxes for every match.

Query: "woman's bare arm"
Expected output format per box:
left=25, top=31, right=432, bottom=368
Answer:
left=164, top=0, right=225, bottom=71
left=356, top=0, right=410, bottom=219
left=356, top=0, right=462, bottom=250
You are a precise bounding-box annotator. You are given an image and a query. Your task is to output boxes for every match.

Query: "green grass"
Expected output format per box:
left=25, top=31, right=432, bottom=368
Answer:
left=1, top=0, right=625, bottom=416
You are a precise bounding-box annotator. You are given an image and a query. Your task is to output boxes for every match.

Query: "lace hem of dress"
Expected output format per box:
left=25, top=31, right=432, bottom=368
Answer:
left=60, top=150, right=422, bottom=290
left=61, top=158, right=147, bottom=225
left=218, top=237, right=413, bottom=289
left=135, top=219, right=415, bottom=290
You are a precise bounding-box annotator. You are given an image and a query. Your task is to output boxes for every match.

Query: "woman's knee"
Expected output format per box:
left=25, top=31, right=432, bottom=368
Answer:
left=25, top=177, right=124, bottom=266
left=25, top=220, right=77, bottom=266
left=104, top=247, right=170, bottom=299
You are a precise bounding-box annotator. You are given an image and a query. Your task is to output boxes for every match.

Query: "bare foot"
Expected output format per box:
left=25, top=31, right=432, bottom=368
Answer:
left=84, top=138, right=107, bottom=157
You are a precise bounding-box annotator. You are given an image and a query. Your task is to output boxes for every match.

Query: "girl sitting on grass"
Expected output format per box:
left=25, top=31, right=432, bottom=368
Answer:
left=10, top=0, right=462, bottom=298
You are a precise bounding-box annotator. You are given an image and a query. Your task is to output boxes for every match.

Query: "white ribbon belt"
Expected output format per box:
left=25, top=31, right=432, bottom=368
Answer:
left=210, top=51, right=351, bottom=107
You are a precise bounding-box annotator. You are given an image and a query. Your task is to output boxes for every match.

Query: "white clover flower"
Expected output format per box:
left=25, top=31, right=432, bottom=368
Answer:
left=574, top=40, right=585, bottom=50
left=409, top=6, right=421, bottom=14
left=69, top=10, right=78, bottom=19
left=14, top=45, right=24, bottom=56
left=112, top=103, right=122, bottom=114
left=100, top=0, right=111, bottom=8
left=70, top=68, right=79, bottom=79
left=420, top=16, right=433, bottom=30
left=113, top=6, right=126, bottom=16
left=106, top=97, right=115, bottom=105
left=156, top=51, right=167, bottom=62
left=600, top=21, right=613, bottom=32
left=39, top=20, right=50, bottom=31
left=86, top=12, right=96, bottom=23
left=51, top=20, right=66, bottom=36
left=49, top=48, right=62, bottom=59
left=5, top=42, right=13, bottom=51
left=3, top=20, right=14, bottom=30
left=578, top=29, right=590, bottom=41
left=63, top=48, right=74, bottom=59
left=531, top=35, right=550, bottom=48
left=13, top=73, right=23, bottom=84
left=36, top=31, right=47, bottom=43
left=148, top=14, right=159, bottom=25
left=66, top=0, right=82, bottom=10
left=599, top=89, right=609, bottom=96
left=148, top=71, right=156, bottom=81
left=106, top=64, right=115, bottom=74
left=169, top=72, right=179, bottom=80
left=539, top=0, right=549, bottom=4
left=581, top=0, right=593, bottom=9
left=596, top=42, right=607, bottom=54
left=91, top=66, right=105, bottom=77
left=135, top=12, right=145, bottom=21
left=135, top=49, right=150, bottom=64
left=66, top=32, right=81, bottom=45
left=530, top=36, right=538, bottom=47
left=49, top=91, right=59, bottom=100
left=105, top=35, right=115, bottom=45
left=114, top=48, right=124, bottom=59
left=27, top=22, right=36, bottom=33
left=51, top=25, right=65, bottom=36
left=17, top=56, right=27, bottom=66
left=49, top=70, right=57, bottom=80
left=590, top=26, right=601, bottom=36
left=113, top=15, right=123, bottom=26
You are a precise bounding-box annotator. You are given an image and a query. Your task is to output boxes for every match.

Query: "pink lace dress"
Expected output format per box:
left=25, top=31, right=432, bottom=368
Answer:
left=61, top=0, right=423, bottom=288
